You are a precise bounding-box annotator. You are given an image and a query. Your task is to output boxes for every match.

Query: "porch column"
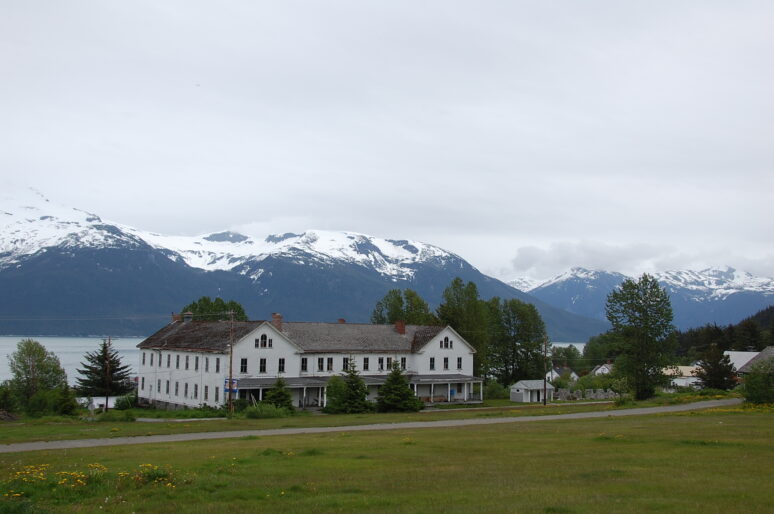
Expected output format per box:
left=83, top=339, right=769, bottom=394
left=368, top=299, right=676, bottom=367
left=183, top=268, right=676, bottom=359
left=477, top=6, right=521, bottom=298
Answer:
left=323, top=387, right=327, bottom=408
left=317, top=387, right=322, bottom=407
left=464, top=382, right=468, bottom=401
left=447, top=383, right=451, bottom=402
left=430, top=383, right=434, bottom=403
left=302, top=386, right=307, bottom=408
left=259, top=387, right=263, bottom=402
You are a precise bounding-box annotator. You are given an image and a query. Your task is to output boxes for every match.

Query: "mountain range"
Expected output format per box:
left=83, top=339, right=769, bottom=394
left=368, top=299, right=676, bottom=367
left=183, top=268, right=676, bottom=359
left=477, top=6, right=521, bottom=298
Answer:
left=0, top=189, right=606, bottom=339
left=511, top=267, right=774, bottom=330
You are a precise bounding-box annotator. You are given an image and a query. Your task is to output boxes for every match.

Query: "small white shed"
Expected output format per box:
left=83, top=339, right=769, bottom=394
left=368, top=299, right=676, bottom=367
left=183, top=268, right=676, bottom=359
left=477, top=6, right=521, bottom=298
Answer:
left=510, top=380, right=554, bottom=403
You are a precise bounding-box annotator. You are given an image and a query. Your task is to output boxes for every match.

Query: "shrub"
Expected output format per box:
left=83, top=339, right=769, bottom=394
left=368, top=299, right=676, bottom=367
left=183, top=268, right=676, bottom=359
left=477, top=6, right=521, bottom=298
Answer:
left=484, top=381, right=509, bottom=399
left=742, top=357, right=774, bottom=404
left=114, top=392, right=137, bottom=410
left=244, top=403, right=292, bottom=419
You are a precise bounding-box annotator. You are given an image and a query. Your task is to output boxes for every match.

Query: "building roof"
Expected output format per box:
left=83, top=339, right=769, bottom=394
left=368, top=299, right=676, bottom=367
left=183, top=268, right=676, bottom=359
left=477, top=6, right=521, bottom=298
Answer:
left=512, top=380, right=554, bottom=390
left=738, top=346, right=774, bottom=374
left=137, top=320, right=448, bottom=354
left=663, top=366, right=699, bottom=377
left=723, top=351, right=760, bottom=372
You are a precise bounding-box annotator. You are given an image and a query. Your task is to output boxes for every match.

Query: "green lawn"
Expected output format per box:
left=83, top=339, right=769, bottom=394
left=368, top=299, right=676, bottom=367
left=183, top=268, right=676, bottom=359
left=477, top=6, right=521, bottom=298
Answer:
left=1, top=405, right=771, bottom=512
left=0, top=402, right=618, bottom=445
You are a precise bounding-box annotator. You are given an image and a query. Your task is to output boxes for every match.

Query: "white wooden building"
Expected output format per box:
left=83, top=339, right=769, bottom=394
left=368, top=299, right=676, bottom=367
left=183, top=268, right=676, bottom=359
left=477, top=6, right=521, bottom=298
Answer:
left=137, top=313, right=483, bottom=409
left=510, top=380, right=554, bottom=403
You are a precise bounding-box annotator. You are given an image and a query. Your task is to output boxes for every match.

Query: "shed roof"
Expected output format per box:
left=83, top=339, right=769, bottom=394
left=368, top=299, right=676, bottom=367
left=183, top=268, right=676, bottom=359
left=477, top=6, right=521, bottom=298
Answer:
left=512, top=380, right=554, bottom=390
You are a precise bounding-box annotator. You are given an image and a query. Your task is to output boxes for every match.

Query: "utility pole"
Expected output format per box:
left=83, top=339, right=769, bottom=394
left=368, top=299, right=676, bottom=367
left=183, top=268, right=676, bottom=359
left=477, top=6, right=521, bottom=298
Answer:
left=542, top=334, right=548, bottom=406
left=104, top=336, right=111, bottom=413
left=228, top=310, right=234, bottom=414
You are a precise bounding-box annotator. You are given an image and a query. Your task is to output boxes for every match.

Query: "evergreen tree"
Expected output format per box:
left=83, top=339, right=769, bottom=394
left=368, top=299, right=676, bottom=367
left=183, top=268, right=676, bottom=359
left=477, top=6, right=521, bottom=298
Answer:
left=486, top=298, right=547, bottom=384
left=376, top=363, right=423, bottom=412
left=8, top=339, right=67, bottom=407
left=371, top=289, right=437, bottom=325
left=437, top=278, right=491, bottom=376
left=742, top=357, right=774, bottom=404
left=324, top=360, right=372, bottom=413
left=75, top=338, right=134, bottom=409
left=263, top=377, right=294, bottom=410
left=605, top=274, right=676, bottom=400
left=693, top=344, right=737, bottom=390
left=181, top=296, right=248, bottom=321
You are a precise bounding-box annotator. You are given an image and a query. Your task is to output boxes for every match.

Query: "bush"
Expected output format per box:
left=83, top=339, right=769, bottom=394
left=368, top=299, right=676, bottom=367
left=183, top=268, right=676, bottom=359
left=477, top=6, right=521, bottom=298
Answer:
left=244, top=403, right=293, bottom=419
left=114, top=392, right=137, bottom=410
left=0, top=382, right=18, bottom=413
left=263, top=377, right=294, bottom=411
left=484, top=381, right=509, bottom=399
left=97, top=409, right=136, bottom=422
left=742, top=357, right=774, bottom=404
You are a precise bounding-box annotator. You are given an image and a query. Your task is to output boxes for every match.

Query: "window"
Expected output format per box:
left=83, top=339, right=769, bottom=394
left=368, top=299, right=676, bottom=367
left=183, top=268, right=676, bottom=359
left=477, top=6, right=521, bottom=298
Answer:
left=260, top=334, right=268, bottom=348
left=204, top=385, right=209, bottom=401
left=205, top=357, right=209, bottom=373
left=386, top=357, right=392, bottom=369
left=327, top=357, right=333, bottom=371
left=457, top=357, right=463, bottom=370
left=259, top=358, right=267, bottom=373
left=342, top=357, right=349, bottom=371
left=450, top=340, right=453, bottom=349
left=240, top=358, right=248, bottom=373
left=141, top=376, right=145, bottom=390
left=440, top=341, right=443, bottom=349
left=215, top=358, right=220, bottom=373
left=176, top=355, right=180, bottom=369
left=430, top=357, right=435, bottom=370
left=195, top=356, right=199, bottom=371
left=167, top=354, right=171, bottom=368
left=215, top=386, right=219, bottom=403
left=150, top=353, right=153, bottom=366
left=278, top=358, right=285, bottom=373
left=184, top=383, right=189, bottom=398
left=255, top=338, right=260, bottom=349
left=185, top=355, right=190, bottom=370
left=175, top=382, right=179, bottom=396
left=165, top=380, right=170, bottom=394
left=194, top=384, right=198, bottom=400
left=363, top=357, right=369, bottom=371
left=301, top=357, right=308, bottom=372
left=378, top=357, right=384, bottom=371
left=444, top=337, right=449, bottom=349
left=318, top=358, right=324, bottom=372
left=142, top=352, right=146, bottom=365
left=444, top=357, right=449, bottom=370
left=268, top=338, right=273, bottom=348
left=157, top=379, right=161, bottom=392
left=400, top=357, right=406, bottom=370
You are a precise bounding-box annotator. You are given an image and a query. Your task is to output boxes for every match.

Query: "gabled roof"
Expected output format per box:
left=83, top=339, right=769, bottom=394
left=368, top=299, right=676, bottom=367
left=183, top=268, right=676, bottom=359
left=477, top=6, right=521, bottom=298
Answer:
left=137, top=320, right=264, bottom=352
left=137, top=320, right=448, bottom=354
left=512, top=380, right=554, bottom=390
left=723, top=351, right=760, bottom=371
left=738, top=346, right=774, bottom=374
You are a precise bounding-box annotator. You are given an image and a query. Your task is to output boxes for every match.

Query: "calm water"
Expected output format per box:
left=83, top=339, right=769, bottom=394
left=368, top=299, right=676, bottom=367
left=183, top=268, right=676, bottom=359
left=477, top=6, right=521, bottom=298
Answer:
left=0, top=336, right=144, bottom=385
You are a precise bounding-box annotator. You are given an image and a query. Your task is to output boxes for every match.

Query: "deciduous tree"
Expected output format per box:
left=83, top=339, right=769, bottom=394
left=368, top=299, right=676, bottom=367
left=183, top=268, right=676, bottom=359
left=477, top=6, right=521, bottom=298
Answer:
left=8, top=339, right=67, bottom=405
left=605, top=274, right=676, bottom=400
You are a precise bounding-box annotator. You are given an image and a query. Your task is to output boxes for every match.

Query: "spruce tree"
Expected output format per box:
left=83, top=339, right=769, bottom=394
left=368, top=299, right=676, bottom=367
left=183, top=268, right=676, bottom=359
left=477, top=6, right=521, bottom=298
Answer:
left=263, top=377, right=294, bottom=410
left=376, top=363, right=423, bottom=412
left=76, top=338, right=133, bottom=409
left=325, top=360, right=372, bottom=413
left=693, top=344, right=737, bottom=390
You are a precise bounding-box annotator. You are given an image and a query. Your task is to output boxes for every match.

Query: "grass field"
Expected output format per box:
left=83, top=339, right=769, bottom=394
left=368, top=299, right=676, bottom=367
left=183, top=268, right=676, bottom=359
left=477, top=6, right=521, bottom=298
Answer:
left=1, top=404, right=771, bottom=513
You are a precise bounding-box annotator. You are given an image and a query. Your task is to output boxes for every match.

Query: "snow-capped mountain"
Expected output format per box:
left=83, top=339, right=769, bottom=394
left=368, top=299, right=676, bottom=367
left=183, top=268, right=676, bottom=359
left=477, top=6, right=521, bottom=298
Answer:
left=0, top=189, right=607, bottom=339
left=522, top=266, right=774, bottom=330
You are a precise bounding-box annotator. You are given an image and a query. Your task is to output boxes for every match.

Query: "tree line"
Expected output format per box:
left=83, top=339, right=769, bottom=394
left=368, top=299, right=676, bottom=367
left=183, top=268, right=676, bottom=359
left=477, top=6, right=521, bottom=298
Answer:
left=371, top=277, right=549, bottom=386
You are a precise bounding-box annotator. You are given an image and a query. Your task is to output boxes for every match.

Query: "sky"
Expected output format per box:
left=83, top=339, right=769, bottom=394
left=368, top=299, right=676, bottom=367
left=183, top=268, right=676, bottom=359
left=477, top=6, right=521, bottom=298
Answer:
left=1, top=1, right=773, bottom=282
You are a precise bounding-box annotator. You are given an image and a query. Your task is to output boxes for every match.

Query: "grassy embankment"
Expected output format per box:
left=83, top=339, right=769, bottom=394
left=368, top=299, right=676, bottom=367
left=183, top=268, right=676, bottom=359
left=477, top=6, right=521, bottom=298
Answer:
left=0, top=403, right=771, bottom=512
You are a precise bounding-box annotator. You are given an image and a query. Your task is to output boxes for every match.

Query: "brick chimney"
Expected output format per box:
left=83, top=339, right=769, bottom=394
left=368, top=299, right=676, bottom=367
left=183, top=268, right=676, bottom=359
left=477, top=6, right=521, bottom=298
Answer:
left=272, top=312, right=283, bottom=331
left=394, top=320, right=406, bottom=335
left=183, top=311, right=193, bottom=323
left=337, top=318, right=346, bottom=324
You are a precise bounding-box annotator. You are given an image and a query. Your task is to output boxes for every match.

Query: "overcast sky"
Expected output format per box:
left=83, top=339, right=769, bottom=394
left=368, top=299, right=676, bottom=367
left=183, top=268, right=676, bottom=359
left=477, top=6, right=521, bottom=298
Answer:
left=2, top=1, right=772, bottom=281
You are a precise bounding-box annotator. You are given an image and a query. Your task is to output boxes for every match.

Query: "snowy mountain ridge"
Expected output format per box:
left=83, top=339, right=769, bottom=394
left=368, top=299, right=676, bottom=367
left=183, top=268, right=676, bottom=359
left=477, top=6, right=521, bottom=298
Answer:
left=0, top=188, right=461, bottom=280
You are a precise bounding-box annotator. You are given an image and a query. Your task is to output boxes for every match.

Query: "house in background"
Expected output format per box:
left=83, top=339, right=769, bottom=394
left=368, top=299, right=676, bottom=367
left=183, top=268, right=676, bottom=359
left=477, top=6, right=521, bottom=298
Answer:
left=724, top=350, right=760, bottom=373
left=510, top=380, right=554, bottom=403
left=546, top=366, right=579, bottom=382
left=137, top=313, right=482, bottom=409
left=590, top=363, right=614, bottom=376
left=663, top=366, right=700, bottom=388
left=737, top=346, right=774, bottom=375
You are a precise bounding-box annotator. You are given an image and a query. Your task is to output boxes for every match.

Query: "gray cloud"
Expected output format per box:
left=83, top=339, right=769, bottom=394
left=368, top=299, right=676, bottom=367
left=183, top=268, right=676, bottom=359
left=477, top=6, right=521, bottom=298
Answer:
left=1, top=1, right=773, bottom=280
